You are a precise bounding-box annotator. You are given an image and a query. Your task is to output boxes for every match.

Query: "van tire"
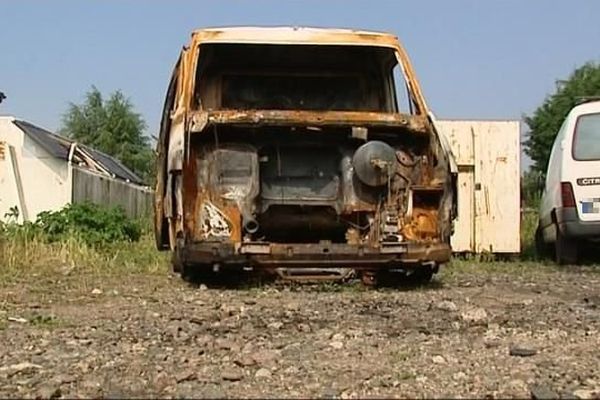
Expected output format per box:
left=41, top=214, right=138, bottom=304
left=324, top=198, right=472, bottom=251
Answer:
left=555, top=227, right=578, bottom=265
left=171, top=250, right=183, bottom=273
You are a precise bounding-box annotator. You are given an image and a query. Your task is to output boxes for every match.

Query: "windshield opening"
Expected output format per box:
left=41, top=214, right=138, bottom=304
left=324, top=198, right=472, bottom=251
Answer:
left=194, top=44, right=398, bottom=112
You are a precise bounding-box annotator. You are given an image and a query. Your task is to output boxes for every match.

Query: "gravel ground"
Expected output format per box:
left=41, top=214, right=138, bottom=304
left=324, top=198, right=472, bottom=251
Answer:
left=0, top=265, right=599, bottom=399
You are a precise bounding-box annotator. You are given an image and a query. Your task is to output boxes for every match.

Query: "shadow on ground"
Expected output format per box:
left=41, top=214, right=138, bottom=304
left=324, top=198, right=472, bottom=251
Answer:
left=180, top=267, right=447, bottom=292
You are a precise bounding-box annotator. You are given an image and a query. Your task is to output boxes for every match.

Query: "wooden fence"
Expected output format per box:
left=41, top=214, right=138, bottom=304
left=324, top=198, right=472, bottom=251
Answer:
left=71, top=167, right=152, bottom=219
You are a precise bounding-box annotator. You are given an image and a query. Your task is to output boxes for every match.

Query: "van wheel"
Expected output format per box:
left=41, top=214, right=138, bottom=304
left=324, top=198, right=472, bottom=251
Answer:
left=408, top=266, right=434, bottom=284
left=171, top=250, right=183, bottom=273
left=181, top=263, right=215, bottom=283
left=555, top=227, right=578, bottom=265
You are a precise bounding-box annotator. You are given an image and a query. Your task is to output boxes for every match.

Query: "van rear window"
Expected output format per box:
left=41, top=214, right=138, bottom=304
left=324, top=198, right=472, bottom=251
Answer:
left=573, top=113, right=600, bottom=161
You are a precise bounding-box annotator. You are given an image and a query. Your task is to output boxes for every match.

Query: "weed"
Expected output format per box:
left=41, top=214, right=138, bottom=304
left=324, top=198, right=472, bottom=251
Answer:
left=0, top=227, right=168, bottom=284
left=393, top=350, right=412, bottom=362
left=398, top=371, right=416, bottom=381
left=520, top=209, right=539, bottom=260
left=29, top=314, right=60, bottom=328
left=0, top=205, right=168, bottom=284
left=35, top=202, right=141, bottom=246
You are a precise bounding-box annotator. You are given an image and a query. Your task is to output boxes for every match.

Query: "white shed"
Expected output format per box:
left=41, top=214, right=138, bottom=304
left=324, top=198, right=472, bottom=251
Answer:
left=0, top=116, right=151, bottom=223
left=436, top=120, right=521, bottom=254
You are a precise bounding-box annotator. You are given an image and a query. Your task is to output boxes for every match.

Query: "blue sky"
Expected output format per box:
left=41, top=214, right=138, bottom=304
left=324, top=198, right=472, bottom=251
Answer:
left=1, top=0, right=599, bottom=169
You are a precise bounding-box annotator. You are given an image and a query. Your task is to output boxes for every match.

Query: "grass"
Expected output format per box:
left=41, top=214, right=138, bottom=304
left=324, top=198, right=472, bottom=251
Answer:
left=441, top=209, right=557, bottom=277
left=520, top=208, right=539, bottom=260
left=28, top=313, right=61, bottom=328
left=0, top=229, right=169, bottom=285
left=0, top=205, right=595, bottom=291
left=0, top=204, right=170, bottom=285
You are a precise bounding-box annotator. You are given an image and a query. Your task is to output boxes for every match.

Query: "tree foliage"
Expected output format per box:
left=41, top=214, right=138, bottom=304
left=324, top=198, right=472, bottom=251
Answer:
left=524, top=62, right=600, bottom=174
left=60, top=86, right=155, bottom=182
left=521, top=169, right=544, bottom=208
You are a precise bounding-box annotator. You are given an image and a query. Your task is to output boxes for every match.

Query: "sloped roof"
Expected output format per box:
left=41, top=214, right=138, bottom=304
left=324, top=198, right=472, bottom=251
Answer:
left=13, top=119, right=71, bottom=159
left=12, top=119, right=145, bottom=185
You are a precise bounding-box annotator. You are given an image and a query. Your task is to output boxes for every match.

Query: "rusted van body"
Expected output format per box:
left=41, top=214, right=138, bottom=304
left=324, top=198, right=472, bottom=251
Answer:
left=155, top=27, right=457, bottom=283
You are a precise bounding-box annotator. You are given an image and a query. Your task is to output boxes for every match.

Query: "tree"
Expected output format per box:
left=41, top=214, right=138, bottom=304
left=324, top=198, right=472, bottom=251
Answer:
left=524, top=62, right=600, bottom=174
left=60, top=86, right=155, bottom=183
left=521, top=169, right=544, bottom=209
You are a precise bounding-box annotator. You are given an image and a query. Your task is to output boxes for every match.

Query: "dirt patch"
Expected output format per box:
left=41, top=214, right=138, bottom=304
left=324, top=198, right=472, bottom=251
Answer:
left=1, top=266, right=599, bottom=399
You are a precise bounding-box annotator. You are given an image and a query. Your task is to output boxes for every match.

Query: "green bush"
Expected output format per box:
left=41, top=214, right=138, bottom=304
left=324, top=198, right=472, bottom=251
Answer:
left=1, top=202, right=142, bottom=247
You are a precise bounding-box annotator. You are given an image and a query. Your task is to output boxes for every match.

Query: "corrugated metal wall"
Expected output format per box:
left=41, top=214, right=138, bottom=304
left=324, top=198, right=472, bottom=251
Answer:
left=72, top=167, right=152, bottom=219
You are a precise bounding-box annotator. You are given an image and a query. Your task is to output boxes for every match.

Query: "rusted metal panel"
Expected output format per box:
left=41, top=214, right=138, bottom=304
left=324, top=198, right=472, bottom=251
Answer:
left=190, top=27, right=402, bottom=48
left=180, top=241, right=451, bottom=267
left=188, top=110, right=429, bottom=133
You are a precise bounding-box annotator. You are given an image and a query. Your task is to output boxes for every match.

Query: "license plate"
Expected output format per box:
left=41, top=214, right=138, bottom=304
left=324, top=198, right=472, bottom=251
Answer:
left=581, top=198, right=600, bottom=214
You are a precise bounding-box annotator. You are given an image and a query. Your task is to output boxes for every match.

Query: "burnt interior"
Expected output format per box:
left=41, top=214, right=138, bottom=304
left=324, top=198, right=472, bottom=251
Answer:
left=194, top=44, right=398, bottom=112
left=189, top=126, right=437, bottom=244
left=182, top=43, right=449, bottom=247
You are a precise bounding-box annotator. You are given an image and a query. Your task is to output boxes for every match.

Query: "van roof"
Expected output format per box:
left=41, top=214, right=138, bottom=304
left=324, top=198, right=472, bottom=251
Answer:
left=572, top=99, right=600, bottom=115
left=190, top=26, right=400, bottom=48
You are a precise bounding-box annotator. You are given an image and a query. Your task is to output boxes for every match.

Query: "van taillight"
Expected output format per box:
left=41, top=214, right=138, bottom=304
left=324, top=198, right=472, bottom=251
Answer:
left=561, top=182, right=576, bottom=208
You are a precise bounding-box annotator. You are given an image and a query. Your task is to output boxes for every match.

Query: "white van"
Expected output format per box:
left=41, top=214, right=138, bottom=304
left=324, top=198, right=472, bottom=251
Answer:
left=537, top=98, right=600, bottom=264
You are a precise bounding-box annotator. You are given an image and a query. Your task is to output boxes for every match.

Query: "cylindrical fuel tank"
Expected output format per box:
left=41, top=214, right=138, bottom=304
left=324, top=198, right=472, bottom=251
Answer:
left=352, top=141, right=397, bottom=186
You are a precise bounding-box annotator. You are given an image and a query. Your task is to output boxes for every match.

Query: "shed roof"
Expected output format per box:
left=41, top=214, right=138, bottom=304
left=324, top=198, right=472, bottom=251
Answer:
left=12, top=119, right=145, bottom=185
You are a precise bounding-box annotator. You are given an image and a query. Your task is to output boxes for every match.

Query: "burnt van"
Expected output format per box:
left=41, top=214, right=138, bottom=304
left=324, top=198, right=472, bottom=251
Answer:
left=154, top=27, right=457, bottom=284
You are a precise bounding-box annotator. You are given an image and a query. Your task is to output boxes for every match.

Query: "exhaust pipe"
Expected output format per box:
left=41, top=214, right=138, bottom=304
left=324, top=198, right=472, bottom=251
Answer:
left=243, top=217, right=259, bottom=234
left=240, top=206, right=259, bottom=233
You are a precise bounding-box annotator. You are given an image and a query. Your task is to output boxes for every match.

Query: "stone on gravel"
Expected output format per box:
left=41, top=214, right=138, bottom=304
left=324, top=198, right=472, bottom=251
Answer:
left=215, top=338, right=237, bottom=351
left=432, top=355, right=446, bottom=364
left=461, top=307, right=488, bottom=324
left=321, top=388, right=339, bottom=399
left=530, top=385, right=559, bottom=399
left=0, top=362, right=42, bottom=377
left=7, top=317, right=28, bottom=323
left=509, top=345, right=537, bottom=357
left=255, top=368, right=272, bottom=379
left=559, top=392, right=581, bottom=400
left=36, top=385, right=61, bottom=400
left=252, top=350, right=279, bottom=367
left=56, top=374, right=76, bottom=385
left=267, top=322, right=283, bottom=330
left=508, top=379, right=528, bottom=393
left=453, top=372, right=467, bottom=381
left=484, top=338, right=502, bottom=348
left=90, top=288, right=102, bottom=295
left=436, top=300, right=458, bottom=312
left=329, top=341, right=344, bottom=350
left=175, top=370, right=196, bottom=383
left=573, top=389, right=594, bottom=399
left=221, top=368, right=243, bottom=381
left=234, top=355, right=256, bottom=367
